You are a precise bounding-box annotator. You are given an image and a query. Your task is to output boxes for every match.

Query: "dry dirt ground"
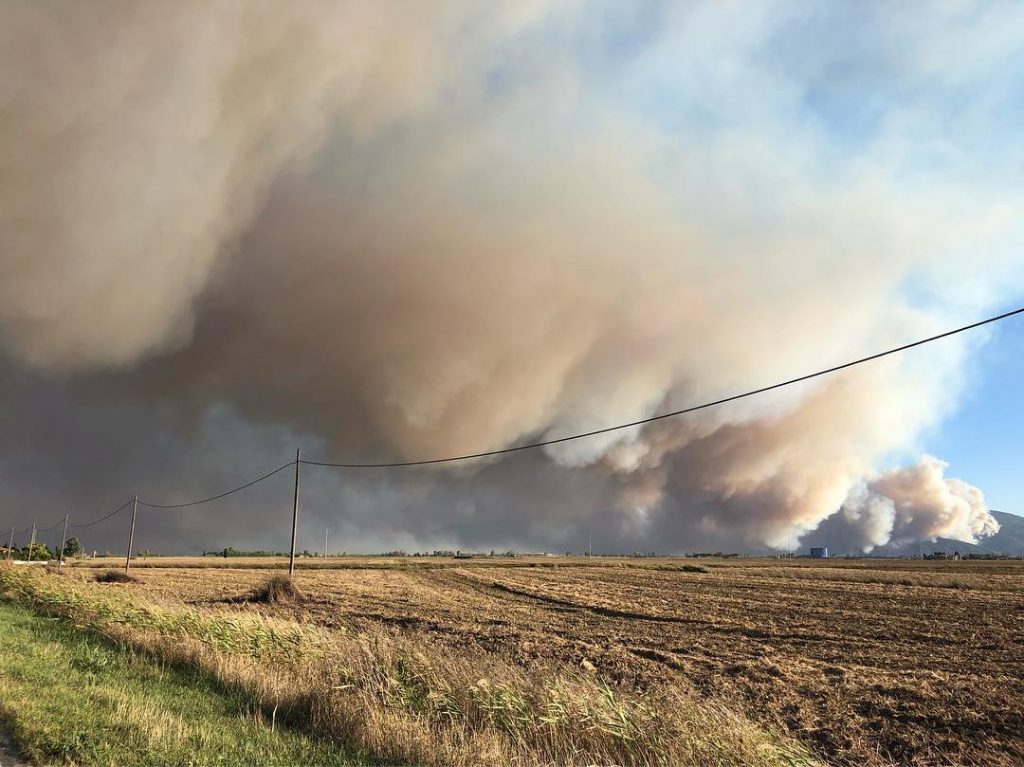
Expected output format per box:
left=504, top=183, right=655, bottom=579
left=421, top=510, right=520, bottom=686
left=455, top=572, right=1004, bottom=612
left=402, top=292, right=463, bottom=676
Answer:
left=76, top=556, right=1024, bottom=766
left=0, top=728, right=27, bottom=767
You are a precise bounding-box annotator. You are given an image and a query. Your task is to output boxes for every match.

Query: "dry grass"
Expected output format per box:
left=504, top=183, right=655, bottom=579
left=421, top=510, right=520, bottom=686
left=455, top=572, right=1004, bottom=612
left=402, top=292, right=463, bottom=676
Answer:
left=0, top=564, right=816, bottom=767
left=233, top=573, right=307, bottom=605
left=93, top=556, right=1024, bottom=766
left=0, top=601, right=354, bottom=766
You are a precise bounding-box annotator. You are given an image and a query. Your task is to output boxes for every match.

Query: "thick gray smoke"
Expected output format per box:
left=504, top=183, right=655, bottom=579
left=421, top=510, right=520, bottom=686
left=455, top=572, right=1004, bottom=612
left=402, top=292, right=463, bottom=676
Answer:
left=1, top=2, right=1021, bottom=553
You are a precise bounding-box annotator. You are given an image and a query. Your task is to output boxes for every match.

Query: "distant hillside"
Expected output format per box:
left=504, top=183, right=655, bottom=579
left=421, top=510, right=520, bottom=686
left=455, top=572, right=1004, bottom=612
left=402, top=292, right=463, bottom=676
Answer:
left=796, top=510, right=1024, bottom=558
left=868, top=537, right=995, bottom=558
left=983, top=510, right=1024, bottom=555
left=850, top=510, right=1024, bottom=558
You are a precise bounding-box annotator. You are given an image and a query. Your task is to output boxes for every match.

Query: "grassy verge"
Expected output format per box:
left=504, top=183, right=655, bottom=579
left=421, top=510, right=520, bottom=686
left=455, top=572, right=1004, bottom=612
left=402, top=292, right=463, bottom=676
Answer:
left=0, top=601, right=354, bottom=766
left=0, top=565, right=819, bottom=766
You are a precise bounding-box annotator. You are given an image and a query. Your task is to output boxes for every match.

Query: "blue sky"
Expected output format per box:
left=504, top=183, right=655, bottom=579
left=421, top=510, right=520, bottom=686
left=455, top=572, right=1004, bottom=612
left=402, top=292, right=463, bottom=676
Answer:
left=927, top=313, right=1024, bottom=518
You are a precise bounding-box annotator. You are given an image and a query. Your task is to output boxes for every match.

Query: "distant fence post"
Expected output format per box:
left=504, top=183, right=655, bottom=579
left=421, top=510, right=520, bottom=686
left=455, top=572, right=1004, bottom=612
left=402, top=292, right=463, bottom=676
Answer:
left=125, top=495, right=138, bottom=572
left=288, top=449, right=301, bottom=577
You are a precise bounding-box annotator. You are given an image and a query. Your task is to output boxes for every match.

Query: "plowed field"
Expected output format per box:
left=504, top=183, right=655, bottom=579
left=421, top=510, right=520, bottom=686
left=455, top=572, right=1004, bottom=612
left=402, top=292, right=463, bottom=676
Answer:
left=75, top=557, right=1024, bottom=766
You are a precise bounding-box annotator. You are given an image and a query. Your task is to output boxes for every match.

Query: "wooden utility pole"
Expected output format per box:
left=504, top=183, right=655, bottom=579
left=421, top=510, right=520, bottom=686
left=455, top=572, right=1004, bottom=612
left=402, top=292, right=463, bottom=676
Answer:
left=588, top=532, right=593, bottom=558
left=288, top=449, right=301, bottom=577
left=324, top=528, right=329, bottom=559
left=5, top=527, right=13, bottom=561
left=58, top=514, right=69, bottom=567
left=124, top=495, right=138, bottom=572
left=28, top=523, right=36, bottom=560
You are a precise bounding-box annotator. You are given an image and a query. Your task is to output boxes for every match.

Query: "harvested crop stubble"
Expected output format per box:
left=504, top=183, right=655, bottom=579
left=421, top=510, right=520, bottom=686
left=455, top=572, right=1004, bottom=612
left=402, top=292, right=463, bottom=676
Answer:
left=100, top=557, right=1024, bottom=766
left=0, top=564, right=816, bottom=767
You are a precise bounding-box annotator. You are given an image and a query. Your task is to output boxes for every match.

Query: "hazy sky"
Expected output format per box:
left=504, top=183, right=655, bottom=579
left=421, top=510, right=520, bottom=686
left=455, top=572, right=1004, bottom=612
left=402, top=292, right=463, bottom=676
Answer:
left=1, top=1, right=1022, bottom=556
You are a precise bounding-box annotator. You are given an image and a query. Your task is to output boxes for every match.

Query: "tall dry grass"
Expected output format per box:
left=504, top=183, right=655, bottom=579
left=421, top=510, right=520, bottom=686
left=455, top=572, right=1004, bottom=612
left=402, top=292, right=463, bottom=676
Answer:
left=0, top=565, right=818, bottom=766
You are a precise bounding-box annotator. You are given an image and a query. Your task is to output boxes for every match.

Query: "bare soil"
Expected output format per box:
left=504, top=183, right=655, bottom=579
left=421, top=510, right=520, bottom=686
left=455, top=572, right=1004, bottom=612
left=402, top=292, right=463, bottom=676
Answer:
left=69, top=556, right=1024, bottom=766
left=0, top=727, right=28, bottom=767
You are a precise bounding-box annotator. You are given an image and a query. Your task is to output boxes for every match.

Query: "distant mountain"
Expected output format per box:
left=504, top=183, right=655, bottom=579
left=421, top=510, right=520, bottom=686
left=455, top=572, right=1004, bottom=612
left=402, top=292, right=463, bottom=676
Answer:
left=853, top=510, right=1024, bottom=558
left=868, top=537, right=995, bottom=558
left=983, top=510, right=1024, bottom=556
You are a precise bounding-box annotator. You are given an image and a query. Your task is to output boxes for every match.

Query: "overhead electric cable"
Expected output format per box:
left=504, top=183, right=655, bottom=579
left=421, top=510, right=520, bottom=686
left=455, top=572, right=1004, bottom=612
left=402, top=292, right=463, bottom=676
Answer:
left=35, top=516, right=66, bottom=533
left=301, top=305, right=1024, bottom=469
left=138, top=460, right=296, bottom=509
left=29, top=304, right=1016, bottom=519
left=68, top=499, right=135, bottom=528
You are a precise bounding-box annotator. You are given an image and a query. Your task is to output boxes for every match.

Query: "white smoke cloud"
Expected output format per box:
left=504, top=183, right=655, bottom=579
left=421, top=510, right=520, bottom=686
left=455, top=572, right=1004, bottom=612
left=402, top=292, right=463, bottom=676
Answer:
left=851, top=455, right=999, bottom=549
left=0, top=1, right=1020, bottom=553
left=819, top=453, right=1003, bottom=554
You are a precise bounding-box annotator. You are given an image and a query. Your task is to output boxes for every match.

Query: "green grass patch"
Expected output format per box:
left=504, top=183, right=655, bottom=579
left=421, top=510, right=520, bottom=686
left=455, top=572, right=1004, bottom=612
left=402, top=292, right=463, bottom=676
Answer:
left=0, top=601, right=355, bottom=766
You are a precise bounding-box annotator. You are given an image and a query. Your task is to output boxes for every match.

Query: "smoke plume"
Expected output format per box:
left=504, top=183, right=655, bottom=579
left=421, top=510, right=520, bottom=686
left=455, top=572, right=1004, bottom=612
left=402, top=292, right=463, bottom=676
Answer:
left=1, top=1, right=1021, bottom=553
left=836, top=456, right=1000, bottom=552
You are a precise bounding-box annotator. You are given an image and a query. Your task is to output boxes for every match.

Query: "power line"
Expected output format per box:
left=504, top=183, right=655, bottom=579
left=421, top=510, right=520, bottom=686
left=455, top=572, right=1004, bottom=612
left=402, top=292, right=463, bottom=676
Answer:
left=69, top=499, right=135, bottom=529
left=138, top=460, right=296, bottom=509
left=2, top=307, right=1020, bottom=565
left=301, top=304, right=1024, bottom=469
left=9, top=305, right=1014, bottom=522
left=35, top=516, right=66, bottom=533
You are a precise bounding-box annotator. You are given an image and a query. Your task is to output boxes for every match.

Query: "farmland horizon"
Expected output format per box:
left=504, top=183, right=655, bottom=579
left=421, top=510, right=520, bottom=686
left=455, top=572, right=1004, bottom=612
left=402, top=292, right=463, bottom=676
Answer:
left=2, top=3, right=1024, bottom=765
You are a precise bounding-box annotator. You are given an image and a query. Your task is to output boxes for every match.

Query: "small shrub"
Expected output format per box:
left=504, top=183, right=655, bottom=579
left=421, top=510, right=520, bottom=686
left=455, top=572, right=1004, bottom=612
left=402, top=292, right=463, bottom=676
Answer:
left=95, top=570, right=139, bottom=584
left=247, top=574, right=305, bottom=604
left=21, top=542, right=52, bottom=562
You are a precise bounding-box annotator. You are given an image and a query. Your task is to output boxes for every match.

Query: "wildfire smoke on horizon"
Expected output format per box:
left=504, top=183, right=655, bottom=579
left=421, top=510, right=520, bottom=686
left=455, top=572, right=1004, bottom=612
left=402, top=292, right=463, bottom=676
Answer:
left=2, top=1, right=1023, bottom=554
